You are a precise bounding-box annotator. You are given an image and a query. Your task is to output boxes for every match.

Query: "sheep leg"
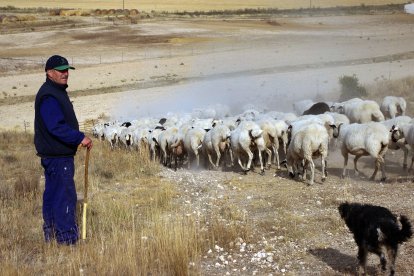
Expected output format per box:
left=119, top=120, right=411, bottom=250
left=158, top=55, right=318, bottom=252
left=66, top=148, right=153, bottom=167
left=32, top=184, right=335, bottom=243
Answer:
left=341, top=150, right=348, bottom=179
left=321, top=156, right=327, bottom=182
left=265, top=148, right=272, bottom=169
left=245, top=149, right=254, bottom=172
left=272, top=144, right=277, bottom=164
left=353, top=155, right=362, bottom=176
left=213, top=144, right=221, bottom=168
left=187, top=153, right=192, bottom=169
left=162, top=149, right=166, bottom=166
left=371, top=155, right=386, bottom=181
left=409, top=149, right=414, bottom=172
left=195, top=152, right=200, bottom=168
left=371, top=144, right=388, bottom=181
left=308, top=159, right=315, bottom=185
left=207, top=152, right=215, bottom=169
left=302, top=159, right=308, bottom=181
left=228, top=147, right=234, bottom=167
left=237, top=158, right=247, bottom=172
left=401, top=144, right=409, bottom=170
left=273, top=145, right=280, bottom=170
left=258, top=149, right=265, bottom=175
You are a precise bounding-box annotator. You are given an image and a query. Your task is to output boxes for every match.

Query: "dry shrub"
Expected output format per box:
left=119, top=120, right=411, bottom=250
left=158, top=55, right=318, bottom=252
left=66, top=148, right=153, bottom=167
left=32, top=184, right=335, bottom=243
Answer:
left=14, top=174, right=39, bottom=198
left=140, top=213, right=201, bottom=275
left=129, top=9, right=139, bottom=15
left=17, top=15, right=36, bottom=21
left=0, top=181, right=13, bottom=200
left=367, top=76, right=414, bottom=116
left=60, top=9, right=77, bottom=16
left=2, top=154, right=18, bottom=163
left=49, top=9, right=61, bottom=16
left=206, top=215, right=253, bottom=250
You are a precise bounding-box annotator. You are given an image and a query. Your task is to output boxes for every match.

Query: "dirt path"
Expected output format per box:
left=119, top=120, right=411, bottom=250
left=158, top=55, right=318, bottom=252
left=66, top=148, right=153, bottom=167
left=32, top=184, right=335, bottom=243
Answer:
left=1, top=13, right=414, bottom=130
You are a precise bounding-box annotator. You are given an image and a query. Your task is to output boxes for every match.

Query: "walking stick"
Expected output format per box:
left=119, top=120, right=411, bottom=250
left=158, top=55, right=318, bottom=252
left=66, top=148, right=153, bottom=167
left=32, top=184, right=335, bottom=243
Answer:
left=81, top=147, right=91, bottom=240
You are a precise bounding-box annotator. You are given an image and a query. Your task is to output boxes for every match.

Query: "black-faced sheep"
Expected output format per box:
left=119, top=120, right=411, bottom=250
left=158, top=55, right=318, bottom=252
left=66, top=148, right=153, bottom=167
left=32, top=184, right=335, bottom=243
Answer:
left=382, top=116, right=412, bottom=169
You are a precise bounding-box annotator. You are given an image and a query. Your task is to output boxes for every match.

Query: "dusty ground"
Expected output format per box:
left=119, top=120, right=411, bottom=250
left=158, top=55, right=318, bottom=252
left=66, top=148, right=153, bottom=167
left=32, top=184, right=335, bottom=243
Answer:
left=1, top=8, right=414, bottom=275
left=1, top=10, right=414, bottom=130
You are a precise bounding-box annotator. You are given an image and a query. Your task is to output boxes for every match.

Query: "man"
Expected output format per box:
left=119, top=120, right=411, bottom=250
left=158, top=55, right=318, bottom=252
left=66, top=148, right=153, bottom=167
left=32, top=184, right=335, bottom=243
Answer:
left=34, top=55, right=92, bottom=245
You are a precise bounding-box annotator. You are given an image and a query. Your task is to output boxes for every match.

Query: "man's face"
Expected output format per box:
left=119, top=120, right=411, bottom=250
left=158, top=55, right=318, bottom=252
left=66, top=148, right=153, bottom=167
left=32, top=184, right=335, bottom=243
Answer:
left=47, top=69, right=69, bottom=85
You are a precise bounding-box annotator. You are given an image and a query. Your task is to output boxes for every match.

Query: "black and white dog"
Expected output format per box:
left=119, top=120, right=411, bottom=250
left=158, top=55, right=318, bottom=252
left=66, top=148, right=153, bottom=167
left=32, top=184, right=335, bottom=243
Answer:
left=338, top=202, right=412, bottom=276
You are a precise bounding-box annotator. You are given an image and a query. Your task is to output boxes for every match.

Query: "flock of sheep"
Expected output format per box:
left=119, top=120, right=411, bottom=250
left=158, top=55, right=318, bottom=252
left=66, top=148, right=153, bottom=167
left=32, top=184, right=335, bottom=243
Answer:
left=92, top=95, right=414, bottom=185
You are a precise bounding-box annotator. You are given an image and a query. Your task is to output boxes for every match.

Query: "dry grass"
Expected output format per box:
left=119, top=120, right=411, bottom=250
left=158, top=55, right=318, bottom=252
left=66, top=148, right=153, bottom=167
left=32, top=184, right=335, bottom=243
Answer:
left=0, top=131, right=204, bottom=275
left=367, top=76, right=414, bottom=116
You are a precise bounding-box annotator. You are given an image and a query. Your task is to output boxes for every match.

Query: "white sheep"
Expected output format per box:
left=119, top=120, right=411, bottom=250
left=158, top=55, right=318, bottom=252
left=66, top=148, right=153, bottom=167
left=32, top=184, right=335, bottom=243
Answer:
left=148, top=127, right=165, bottom=161
left=324, top=111, right=350, bottom=126
left=102, top=123, right=120, bottom=149
left=337, top=122, right=389, bottom=181
left=285, top=123, right=329, bottom=185
left=92, top=122, right=106, bottom=141
left=118, top=125, right=134, bottom=150
left=256, top=118, right=276, bottom=169
left=380, top=96, right=407, bottom=119
left=203, top=124, right=232, bottom=169
left=157, top=127, right=179, bottom=167
left=390, top=122, right=414, bottom=170
left=382, top=117, right=412, bottom=169
left=288, top=114, right=338, bottom=144
left=131, top=127, right=151, bottom=152
left=230, top=121, right=266, bottom=174
left=184, top=127, right=207, bottom=169
left=265, top=111, right=298, bottom=124
left=272, top=119, right=289, bottom=169
left=331, top=99, right=384, bottom=123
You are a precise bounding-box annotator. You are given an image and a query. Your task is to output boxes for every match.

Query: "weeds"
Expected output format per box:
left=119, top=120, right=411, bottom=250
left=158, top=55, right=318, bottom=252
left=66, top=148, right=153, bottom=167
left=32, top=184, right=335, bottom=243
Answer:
left=0, top=131, right=202, bottom=275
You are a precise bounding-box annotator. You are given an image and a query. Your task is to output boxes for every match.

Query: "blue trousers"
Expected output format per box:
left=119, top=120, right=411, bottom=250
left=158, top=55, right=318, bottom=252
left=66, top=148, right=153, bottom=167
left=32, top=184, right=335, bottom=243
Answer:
left=41, top=157, right=78, bottom=245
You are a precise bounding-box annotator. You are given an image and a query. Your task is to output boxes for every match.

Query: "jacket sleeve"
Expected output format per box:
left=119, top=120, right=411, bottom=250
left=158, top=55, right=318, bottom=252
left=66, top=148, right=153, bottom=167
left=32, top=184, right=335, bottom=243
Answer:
left=39, top=96, right=85, bottom=146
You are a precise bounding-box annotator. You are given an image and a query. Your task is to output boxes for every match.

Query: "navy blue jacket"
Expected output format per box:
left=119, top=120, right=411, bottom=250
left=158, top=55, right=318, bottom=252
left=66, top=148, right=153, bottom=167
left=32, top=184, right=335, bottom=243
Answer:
left=34, top=78, right=84, bottom=158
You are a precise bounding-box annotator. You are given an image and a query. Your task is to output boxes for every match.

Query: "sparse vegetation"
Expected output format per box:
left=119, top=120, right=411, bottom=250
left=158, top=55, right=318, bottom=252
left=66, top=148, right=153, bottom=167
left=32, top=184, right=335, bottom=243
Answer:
left=338, top=74, right=368, bottom=101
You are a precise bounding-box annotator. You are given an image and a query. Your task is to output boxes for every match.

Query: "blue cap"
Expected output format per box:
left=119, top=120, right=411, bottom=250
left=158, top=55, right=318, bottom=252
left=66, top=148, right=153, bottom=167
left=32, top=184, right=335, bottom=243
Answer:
left=45, top=55, right=75, bottom=71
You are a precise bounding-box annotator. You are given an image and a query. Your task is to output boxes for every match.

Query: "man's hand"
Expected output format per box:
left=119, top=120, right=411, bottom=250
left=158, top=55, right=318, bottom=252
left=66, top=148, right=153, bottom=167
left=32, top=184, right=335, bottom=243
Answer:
left=81, top=136, right=93, bottom=150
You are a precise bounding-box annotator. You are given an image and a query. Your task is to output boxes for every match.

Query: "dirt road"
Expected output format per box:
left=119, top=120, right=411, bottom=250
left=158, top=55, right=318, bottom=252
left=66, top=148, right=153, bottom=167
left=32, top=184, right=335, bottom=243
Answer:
left=1, top=12, right=414, bottom=130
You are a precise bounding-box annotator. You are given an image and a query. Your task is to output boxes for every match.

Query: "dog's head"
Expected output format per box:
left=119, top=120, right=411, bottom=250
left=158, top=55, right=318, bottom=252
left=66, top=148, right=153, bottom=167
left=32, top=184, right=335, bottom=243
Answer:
left=338, top=202, right=351, bottom=220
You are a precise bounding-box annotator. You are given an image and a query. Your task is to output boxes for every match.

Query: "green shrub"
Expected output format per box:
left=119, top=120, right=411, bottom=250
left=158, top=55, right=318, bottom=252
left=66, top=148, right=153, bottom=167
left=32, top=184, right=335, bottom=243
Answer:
left=338, top=74, right=367, bottom=101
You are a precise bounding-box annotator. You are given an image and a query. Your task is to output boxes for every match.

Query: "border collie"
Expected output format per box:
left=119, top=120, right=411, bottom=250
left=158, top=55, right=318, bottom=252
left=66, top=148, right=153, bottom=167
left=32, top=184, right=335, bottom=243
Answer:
left=338, top=202, right=412, bottom=275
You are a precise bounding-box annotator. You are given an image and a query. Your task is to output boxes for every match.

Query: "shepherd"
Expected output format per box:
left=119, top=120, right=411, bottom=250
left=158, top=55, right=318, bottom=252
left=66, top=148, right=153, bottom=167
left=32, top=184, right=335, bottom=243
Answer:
left=34, top=55, right=93, bottom=245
